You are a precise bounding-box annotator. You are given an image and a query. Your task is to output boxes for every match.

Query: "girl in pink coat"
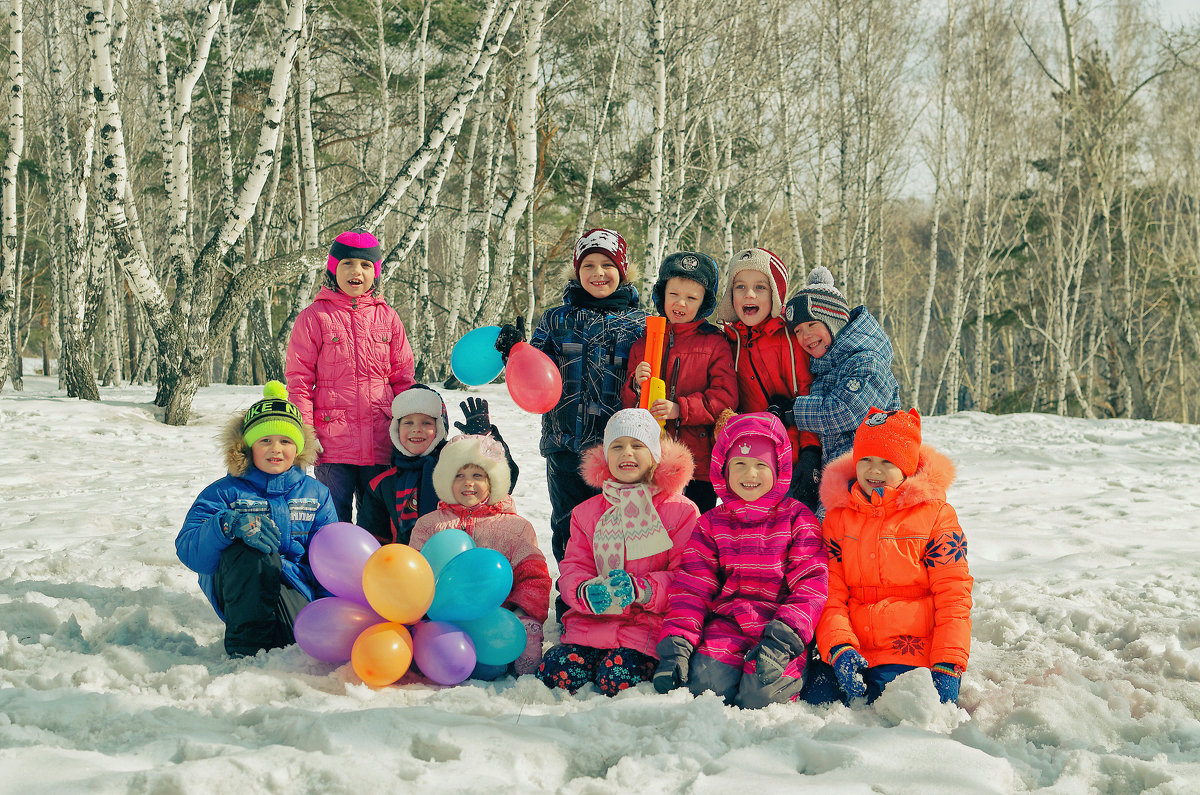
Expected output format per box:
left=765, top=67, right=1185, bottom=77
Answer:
left=285, top=228, right=415, bottom=537
left=653, top=412, right=828, bottom=709
left=537, top=409, right=700, bottom=696
left=409, top=434, right=551, bottom=678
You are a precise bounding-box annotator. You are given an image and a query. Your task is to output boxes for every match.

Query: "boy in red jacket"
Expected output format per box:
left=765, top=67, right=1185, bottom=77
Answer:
left=716, top=248, right=822, bottom=512
left=623, top=251, right=738, bottom=512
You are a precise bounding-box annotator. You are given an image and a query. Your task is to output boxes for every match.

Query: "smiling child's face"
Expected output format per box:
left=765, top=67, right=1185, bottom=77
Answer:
left=794, top=320, right=833, bottom=358
left=578, top=253, right=621, bottom=299
left=606, top=436, right=656, bottom=484
left=336, top=258, right=375, bottom=297
left=732, top=271, right=772, bottom=326
left=663, top=277, right=704, bottom=324
left=252, top=435, right=297, bottom=474
left=855, top=455, right=905, bottom=494
left=397, top=413, right=438, bottom=455
left=451, top=464, right=491, bottom=508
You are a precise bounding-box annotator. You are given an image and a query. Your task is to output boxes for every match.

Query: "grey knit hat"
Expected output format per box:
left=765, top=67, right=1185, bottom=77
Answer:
left=784, top=266, right=851, bottom=338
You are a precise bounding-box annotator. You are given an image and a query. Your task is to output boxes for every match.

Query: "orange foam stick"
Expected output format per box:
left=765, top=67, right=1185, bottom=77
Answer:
left=639, top=316, right=667, bottom=410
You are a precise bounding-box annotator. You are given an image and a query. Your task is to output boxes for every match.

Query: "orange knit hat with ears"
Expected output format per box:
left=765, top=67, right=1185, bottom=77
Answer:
left=852, top=408, right=922, bottom=477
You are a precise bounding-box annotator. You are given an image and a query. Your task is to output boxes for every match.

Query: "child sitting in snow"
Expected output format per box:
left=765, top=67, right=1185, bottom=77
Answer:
left=653, top=412, right=828, bottom=708
left=782, top=267, right=900, bottom=488
left=363, top=386, right=516, bottom=546
left=409, top=434, right=550, bottom=678
left=176, top=382, right=338, bottom=658
left=803, top=408, right=972, bottom=706
left=538, top=408, right=699, bottom=696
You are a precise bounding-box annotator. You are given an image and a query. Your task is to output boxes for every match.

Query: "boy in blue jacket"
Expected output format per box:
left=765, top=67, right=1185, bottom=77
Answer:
left=782, top=267, right=901, bottom=507
left=177, top=381, right=338, bottom=657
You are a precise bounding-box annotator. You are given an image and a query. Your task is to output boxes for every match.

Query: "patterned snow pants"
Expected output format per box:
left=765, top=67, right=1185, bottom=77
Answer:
left=537, top=643, right=656, bottom=696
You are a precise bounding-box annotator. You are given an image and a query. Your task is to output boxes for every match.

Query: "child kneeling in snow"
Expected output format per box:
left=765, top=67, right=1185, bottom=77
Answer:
left=176, top=382, right=338, bottom=658
left=409, top=434, right=550, bottom=678
left=653, top=412, right=828, bottom=708
left=803, top=408, right=972, bottom=706
left=538, top=409, right=699, bottom=696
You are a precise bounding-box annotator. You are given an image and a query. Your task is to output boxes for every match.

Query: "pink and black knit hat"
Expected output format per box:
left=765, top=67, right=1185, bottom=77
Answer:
left=573, top=228, right=629, bottom=282
left=327, top=227, right=384, bottom=279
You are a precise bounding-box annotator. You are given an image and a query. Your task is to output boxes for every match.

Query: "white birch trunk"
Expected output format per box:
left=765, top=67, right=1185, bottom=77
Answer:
left=0, top=0, right=24, bottom=391
left=644, top=0, right=667, bottom=292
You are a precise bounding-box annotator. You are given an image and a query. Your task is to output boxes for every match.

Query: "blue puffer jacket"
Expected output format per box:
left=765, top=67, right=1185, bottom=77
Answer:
left=791, top=306, right=901, bottom=464
left=530, top=283, right=646, bottom=456
left=176, top=419, right=338, bottom=618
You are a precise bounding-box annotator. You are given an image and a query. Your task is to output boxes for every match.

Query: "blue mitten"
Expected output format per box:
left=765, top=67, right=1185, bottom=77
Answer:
left=222, top=511, right=282, bottom=555
left=931, top=663, right=961, bottom=704
left=578, top=578, right=622, bottom=615
left=830, top=644, right=869, bottom=700
left=606, top=569, right=652, bottom=609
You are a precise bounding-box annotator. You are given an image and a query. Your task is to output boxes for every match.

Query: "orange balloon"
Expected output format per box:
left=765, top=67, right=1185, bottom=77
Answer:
left=351, top=622, right=414, bottom=687
left=361, top=543, right=436, bottom=623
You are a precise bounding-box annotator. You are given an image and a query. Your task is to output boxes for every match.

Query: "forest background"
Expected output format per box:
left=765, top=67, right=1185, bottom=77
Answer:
left=0, top=0, right=1197, bottom=427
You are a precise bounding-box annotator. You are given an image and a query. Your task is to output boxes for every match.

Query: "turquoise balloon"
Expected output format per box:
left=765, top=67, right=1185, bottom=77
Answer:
left=456, top=607, right=527, bottom=666
left=426, top=547, right=513, bottom=623
left=419, top=528, right=476, bottom=578
left=451, top=326, right=504, bottom=386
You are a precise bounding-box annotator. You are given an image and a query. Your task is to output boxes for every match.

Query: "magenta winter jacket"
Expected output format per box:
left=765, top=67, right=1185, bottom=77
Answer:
left=659, top=413, right=828, bottom=671
left=285, top=287, right=416, bottom=466
left=558, top=439, right=700, bottom=658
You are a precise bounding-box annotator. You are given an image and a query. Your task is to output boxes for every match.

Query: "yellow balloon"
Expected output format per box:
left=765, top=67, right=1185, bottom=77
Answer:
left=351, top=621, right=414, bottom=687
left=361, top=543, right=435, bottom=624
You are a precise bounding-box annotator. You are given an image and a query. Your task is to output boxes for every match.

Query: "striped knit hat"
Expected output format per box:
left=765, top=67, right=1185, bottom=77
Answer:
left=716, top=248, right=790, bottom=323
left=853, top=407, right=922, bottom=477
left=242, top=381, right=305, bottom=454
left=327, top=227, right=384, bottom=279
left=784, top=266, right=851, bottom=338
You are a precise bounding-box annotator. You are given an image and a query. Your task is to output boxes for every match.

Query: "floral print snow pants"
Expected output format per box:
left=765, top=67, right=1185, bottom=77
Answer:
left=537, top=643, right=656, bottom=696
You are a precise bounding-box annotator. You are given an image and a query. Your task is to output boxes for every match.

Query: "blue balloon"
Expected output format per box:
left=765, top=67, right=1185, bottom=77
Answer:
left=426, top=547, right=513, bottom=623
left=419, top=528, right=476, bottom=578
left=451, top=326, right=504, bottom=386
left=456, top=608, right=527, bottom=666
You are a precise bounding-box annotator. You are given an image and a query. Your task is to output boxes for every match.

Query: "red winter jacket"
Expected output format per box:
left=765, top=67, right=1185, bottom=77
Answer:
left=722, top=317, right=818, bottom=452
left=621, top=319, right=739, bottom=482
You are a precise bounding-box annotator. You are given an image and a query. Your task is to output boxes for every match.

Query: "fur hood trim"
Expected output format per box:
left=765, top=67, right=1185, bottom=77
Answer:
left=579, top=436, right=694, bottom=495
left=819, top=444, right=956, bottom=511
left=431, top=434, right=512, bottom=505
left=222, top=414, right=319, bottom=477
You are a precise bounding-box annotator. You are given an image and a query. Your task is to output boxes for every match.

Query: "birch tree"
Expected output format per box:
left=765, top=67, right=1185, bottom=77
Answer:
left=0, top=0, right=23, bottom=391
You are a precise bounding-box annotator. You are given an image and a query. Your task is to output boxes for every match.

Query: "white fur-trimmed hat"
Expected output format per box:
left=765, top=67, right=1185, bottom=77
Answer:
left=389, top=385, right=448, bottom=455
left=603, top=408, right=662, bottom=463
left=716, top=248, right=790, bottom=323
left=432, top=434, right=511, bottom=504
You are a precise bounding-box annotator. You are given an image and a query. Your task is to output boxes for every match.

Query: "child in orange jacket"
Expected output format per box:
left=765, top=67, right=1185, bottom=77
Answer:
left=803, top=408, right=972, bottom=705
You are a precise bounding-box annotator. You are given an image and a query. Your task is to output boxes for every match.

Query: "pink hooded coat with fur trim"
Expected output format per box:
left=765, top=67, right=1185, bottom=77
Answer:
left=816, top=445, right=972, bottom=670
left=557, top=438, right=700, bottom=657
left=285, top=286, right=415, bottom=466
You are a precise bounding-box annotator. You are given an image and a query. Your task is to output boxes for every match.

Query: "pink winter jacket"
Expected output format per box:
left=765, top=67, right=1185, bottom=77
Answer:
left=558, top=439, right=700, bottom=658
left=410, top=497, right=552, bottom=624
left=285, top=287, right=415, bottom=466
left=659, top=413, right=828, bottom=672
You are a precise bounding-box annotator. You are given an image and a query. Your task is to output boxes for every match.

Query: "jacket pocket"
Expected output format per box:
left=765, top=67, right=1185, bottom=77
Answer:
left=316, top=408, right=347, bottom=434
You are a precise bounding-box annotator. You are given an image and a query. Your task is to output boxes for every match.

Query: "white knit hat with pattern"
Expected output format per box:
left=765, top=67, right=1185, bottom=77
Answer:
left=602, top=408, right=662, bottom=462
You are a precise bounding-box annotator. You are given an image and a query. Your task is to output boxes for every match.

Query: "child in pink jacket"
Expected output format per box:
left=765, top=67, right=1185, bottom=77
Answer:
left=537, top=409, right=699, bottom=696
left=409, top=433, right=550, bottom=678
left=653, top=412, right=828, bottom=708
left=285, top=228, right=415, bottom=538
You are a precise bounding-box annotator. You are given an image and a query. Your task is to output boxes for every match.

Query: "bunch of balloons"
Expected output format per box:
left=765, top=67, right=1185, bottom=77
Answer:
left=294, top=523, right=527, bottom=687
left=450, top=325, right=562, bottom=414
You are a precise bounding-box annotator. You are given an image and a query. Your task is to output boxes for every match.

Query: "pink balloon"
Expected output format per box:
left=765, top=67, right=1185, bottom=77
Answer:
left=309, top=522, right=380, bottom=605
left=294, top=597, right=383, bottom=663
left=412, top=621, right=477, bottom=685
left=505, top=342, right=562, bottom=414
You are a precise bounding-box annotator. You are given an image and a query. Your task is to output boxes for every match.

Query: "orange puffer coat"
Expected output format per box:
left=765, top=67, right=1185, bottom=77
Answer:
left=815, top=445, right=971, bottom=670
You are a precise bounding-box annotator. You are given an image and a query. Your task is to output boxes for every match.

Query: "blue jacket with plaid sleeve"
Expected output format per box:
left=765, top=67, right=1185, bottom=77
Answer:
left=791, top=306, right=900, bottom=464
left=530, top=283, right=646, bottom=456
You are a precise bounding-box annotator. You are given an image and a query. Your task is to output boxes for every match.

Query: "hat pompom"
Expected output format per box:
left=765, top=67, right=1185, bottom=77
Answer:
left=807, top=266, right=836, bottom=289
left=263, top=380, right=289, bottom=400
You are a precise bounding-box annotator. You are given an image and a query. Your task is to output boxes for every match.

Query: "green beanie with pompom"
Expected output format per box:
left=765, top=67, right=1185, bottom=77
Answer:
left=242, top=380, right=305, bottom=454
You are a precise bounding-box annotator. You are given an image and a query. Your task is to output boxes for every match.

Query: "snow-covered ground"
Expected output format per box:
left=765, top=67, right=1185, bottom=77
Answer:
left=1, top=373, right=1198, bottom=794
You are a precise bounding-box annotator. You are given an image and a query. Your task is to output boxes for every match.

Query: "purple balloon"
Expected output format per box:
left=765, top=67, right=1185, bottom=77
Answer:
left=309, top=522, right=380, bottom=605
left=294, top=597, right=383, bottom=663
left=412, top=621, right=477, bottom=685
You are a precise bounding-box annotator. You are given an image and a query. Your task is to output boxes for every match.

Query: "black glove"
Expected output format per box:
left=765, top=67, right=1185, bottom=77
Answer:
left=792, top=445, right=823, bottom=513
left=745, top=620, right=806, bottom=686
left=454, top=397, right=491, bottom=435
left=652, top=635, right=694, bottom=693
left=765, top=395, right=795, bottom=427
left=494, top=316, right=526, bottom=362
